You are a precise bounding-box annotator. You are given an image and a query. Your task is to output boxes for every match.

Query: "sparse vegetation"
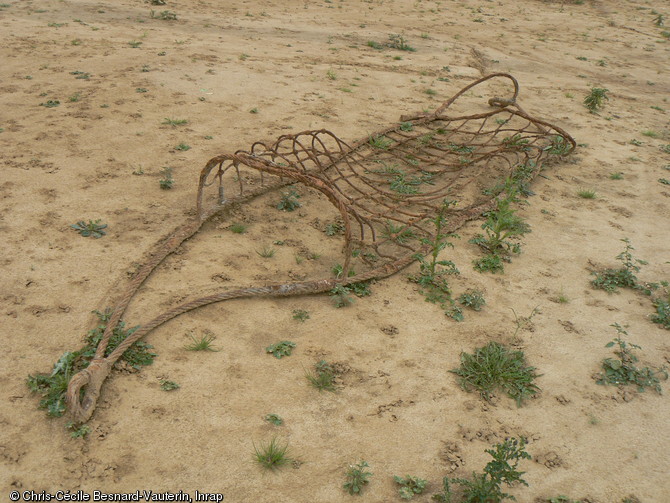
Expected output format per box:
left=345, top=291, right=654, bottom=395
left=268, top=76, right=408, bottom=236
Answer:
left=256, top=245, right=275, bottom=258
left=71, top=219, right=107, bottom=238
left=369, top=135, right=394, bottom=150
left=306, top=360, right=336, bottom=391
left=276, top=189, right=301, bottom=211
left=394, top=475, right=427, bottom=500
left=577, top=189, right=596, bottom=199
left=159, top=379, right=179, bottom=391
left=584, top=87, right=609, bottom=112
left=434, top=438, right=531, bottom=503
left=344, top=461, right=372, bottom=495
left=292, top=309, right=310, bottom=322
left=163, top=118, right=188, bottom=127
left=591, top=238, right=646, bottom=293
left=229, top=223, right=247, bottom=234
left=595, top=324, right=667, bottom=394
left=253, top=437, right=290, bottom=470
left=450, top=342, right=541, bottom=406
left=409, top=200, right=462, bottom=320
left=184, top=333, right=219, bottom=352
left=458, top=290, right=486, bottom=311
left=159, top=166, right=174, bottom=189
left=265, top=413, right=283, bottom=426
left=28, top=309, right=155, bottom=418
left=470, top=191, right=531, bottom=273
left=330, top=284, right=355, bottom=308
left=266, top=341, right=296, bottom=359
left=174, top=143, right=190, bottom=151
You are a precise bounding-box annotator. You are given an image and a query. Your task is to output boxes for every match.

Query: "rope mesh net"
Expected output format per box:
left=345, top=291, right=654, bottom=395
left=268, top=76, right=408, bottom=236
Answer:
left=62, top=73, right=574, bottom=423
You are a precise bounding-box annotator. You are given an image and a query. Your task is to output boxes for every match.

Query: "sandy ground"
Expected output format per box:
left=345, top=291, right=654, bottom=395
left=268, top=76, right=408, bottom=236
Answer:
left=1, top=0, right=669, bottom=501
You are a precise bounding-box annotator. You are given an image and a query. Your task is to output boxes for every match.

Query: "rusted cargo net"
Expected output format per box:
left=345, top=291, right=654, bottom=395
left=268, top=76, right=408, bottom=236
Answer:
left=66, top=73, right=574, bottom=423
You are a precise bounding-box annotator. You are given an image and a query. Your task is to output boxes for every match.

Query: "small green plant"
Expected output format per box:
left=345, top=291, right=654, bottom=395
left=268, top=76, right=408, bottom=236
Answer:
left=609, top=172, right=624, bottom=180
left=229, top=223, right=247, bottom=234
left=184, top=333, right=219, bottom=352
left=70, top=70, right=91, bottom=80
left=399, top=121, right=414, bottom=132
left=470, top=191, right=530, bottom=273
left=306, top=360, right=336, bottom=391
left=67, top=423, right=91, bottom=438
left=292, top=309, right=310, bottom=322
left=451, top=342, right=541, bottom=406
left=159, top=166, right=174, bottom=189
left=162, top=117, right=187, bottom=126
left=325, top=221, right=344, bottom=236
left=383, top=221, right=416, bottom=244
left=174, top=143, right=190, bottom=151
left=659, top=178, right=670, bottom=186
left=40, top=99, right=60, bottom=108
left=136, top=87, right=148, bottom=93
left=394, top=475, right=427, bottom=500
left=596, top=324, right=667, bottom=394
left=434, top=438, right=531, bottom=503
left=266, top=341, right=296, bottom=359
left=651, top=288, right=670, bottom=329
left=330, top=284, right=355, bottom=308
left=160, top=379, right=180, bottom=391
left=577, top=189, right=596, bottom=199
left=256, top=246, right=275, bottom=258
left=642, top=129, right=659, bottom=138
left=128, top=40, right=142, bottom=48
left=367, top=40, right=384, bottom=49
left=253, top=437, right=290, bottom=470
left=71, top=219, right=107, bottom=238
left=584, top=87, right=609, bottom=112
left=327, top=69, right=337, bottom=80
left=151, top=10, right=177, bottom=20
left=591, top=238, right=646, bottom=293
left=265, top=413, right=283, bottom=426
left=409, top=200, right=461, bottom=320
left=344, top=461, right=372, bottom=495
left=388, top=33, right=416, bottom=51
left=458, top=290, right=486, bottom=311
left=68, top=93, right=81, bottom=102
left=369, top=135, right=394, bottom=150
left=276, top=189, right=301, bottom=211
left=249, top=107, right=258, bottom=114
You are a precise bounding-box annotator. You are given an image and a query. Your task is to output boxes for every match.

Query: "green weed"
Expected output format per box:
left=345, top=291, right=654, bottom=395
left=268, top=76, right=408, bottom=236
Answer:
left=596, top=324, right=667, bottom=393
left=174, top=143, right=190, bottom=151
left=151, top=10, right=177, bottom=20
left=458, top=290, right=486, bottom=311
left=344, top=461, right=372, bottom=495
left=292, top=309, right=310, bottom=322
left=276, top=189, right=301, bottom=211
left=451, top=342, right=540, bottom=406
left=159, top=166, right=174, bottom=189
left=394, top=475, right=427, bottom=500
left=591, top=238, right=646, bottom=293
left=577, top=189, right=596, bottom=199
left=266, top=341, right=296, bottom=359
left=256, top=246, right=275, bottom=258
left=306, top=360, right=336, bottom=391
left=388, top=33, right=416, bottom=51
left=28, top=310, right=155, bottom=418
left=369, top=135, right=394, bottom=150
left=253, top=437, right=290, bottom=470
left=162, top=117, right=187, bottom=126
left=71, top=219, right=107, bottom=238
left=470, top=191, right=530, bottom=272
left=409, top=200, right=461, bottom=320
left=584, top=87, right=609, bottom=112
left=184, top=333, right=219, bottom=352
left=160, top=379, right=179, bottom=391
left=40, top=100, right=60, bottom=108
left=434, top=438, right=531, bottom=503
left=265, top=413, right=283, bottom=426
left=229, top=223, right=247, bottom=234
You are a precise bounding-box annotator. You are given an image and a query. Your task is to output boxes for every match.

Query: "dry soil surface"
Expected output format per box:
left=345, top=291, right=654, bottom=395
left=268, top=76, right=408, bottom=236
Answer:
left=1, top=0, right=669, bottom=502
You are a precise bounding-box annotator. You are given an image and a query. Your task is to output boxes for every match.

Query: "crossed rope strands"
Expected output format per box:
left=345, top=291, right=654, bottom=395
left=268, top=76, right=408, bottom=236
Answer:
left=66, top=73, right=575, bottom=423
